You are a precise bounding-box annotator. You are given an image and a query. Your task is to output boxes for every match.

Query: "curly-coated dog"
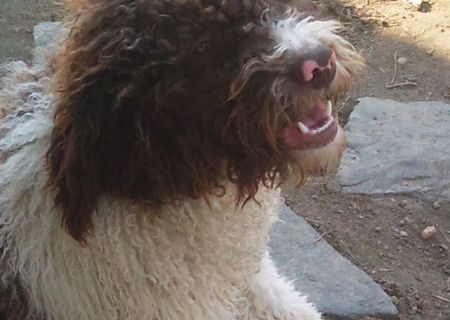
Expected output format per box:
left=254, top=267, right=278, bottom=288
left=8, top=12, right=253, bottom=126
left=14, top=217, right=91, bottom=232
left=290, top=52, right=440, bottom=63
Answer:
left=0, top=0, right=364, bottom=319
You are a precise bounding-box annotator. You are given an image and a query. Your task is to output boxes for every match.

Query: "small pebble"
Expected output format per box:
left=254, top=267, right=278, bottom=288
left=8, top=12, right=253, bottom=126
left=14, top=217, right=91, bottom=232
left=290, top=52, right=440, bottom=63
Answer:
left=400, top=220, right=405, bottom=226
left=422, top=226, right=437, bottom=240
left=400, top=230, right=408, bottom=237
left=375, top=226, right=381, bottom=233
left=432, top=201, right=441, bottom=209
left=397, top=57, right=407, bottom=65
left=408, top=0, right=422, bottom=5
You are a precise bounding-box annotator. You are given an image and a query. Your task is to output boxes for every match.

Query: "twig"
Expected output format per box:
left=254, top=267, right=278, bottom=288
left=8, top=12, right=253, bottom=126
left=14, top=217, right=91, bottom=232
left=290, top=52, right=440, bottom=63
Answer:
left=376, top=10, right=390, bottom=19
left=312, top=231, right=330, bottom=244
left=339, top=240, right=355, bottom=260
left=391, top=50, right=398, bottom=84
left=432, top=294, right=450, bottom=303
left=385, top=81, right=418, bottom=89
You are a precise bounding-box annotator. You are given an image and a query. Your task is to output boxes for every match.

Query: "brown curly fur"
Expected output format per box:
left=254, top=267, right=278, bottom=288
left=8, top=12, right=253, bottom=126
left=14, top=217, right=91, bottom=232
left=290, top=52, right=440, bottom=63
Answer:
left=47, top=0, right=361, bottom=243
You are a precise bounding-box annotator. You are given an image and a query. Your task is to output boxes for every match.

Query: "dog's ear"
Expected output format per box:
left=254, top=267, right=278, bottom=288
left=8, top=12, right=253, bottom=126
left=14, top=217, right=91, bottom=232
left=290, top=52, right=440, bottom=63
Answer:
left=47, top=3, right=173, bottom=243
left=47, top=0, right=243, bottom=243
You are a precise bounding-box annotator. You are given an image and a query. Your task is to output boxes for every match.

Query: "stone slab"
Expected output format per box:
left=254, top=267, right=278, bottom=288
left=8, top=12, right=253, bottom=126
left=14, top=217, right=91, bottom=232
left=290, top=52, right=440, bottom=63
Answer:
left=337, top=97, right=450, bottom=201
left=269, top=204, right=398, bottom=319
left=33, top=22, right=68, bottom=66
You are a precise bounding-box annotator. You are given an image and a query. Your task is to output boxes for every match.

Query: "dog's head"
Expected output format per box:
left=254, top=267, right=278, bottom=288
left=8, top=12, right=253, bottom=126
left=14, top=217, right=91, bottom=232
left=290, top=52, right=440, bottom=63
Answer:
left=47, top=0, right=364, bottom=242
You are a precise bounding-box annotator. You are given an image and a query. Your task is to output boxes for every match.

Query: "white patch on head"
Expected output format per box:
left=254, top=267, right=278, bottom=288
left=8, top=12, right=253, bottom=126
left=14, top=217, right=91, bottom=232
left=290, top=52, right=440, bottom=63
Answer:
left=267, top=11, right=365, bottom=95
left=269, top=11, right=344, bottom=56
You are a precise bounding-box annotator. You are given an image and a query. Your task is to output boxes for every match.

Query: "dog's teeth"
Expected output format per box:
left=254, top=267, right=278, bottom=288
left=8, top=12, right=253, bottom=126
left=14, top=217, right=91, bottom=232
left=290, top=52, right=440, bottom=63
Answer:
left=327, top=100, right=332, bottom=116
left=297, top=121, right=310, bottom=134
left=298, top=116, right=335, bottom=136
left=309, top=117, right=334, bottom=135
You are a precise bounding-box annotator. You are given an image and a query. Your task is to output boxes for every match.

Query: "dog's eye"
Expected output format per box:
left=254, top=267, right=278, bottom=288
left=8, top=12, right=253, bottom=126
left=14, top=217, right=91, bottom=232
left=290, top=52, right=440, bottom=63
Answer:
left=197, top=41, right=212, bottom=53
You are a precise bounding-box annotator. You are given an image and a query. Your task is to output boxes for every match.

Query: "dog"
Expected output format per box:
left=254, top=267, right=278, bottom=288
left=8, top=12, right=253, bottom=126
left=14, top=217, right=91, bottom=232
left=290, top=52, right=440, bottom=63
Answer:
left=0, top=0, right=364, bottom=319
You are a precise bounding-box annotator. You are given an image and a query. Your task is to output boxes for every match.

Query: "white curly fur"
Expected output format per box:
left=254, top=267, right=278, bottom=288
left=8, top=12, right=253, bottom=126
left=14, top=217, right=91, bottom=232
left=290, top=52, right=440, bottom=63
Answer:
left=271, top=13, right=363, bottom=94
left=0, top=13, right=364, bottom=320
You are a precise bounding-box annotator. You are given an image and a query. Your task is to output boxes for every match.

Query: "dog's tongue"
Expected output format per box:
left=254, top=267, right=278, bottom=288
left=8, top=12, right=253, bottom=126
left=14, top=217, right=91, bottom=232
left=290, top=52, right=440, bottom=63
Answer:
left=299, top=100, right=329, bottom=129
left=280, top=100, right=338, bottom=150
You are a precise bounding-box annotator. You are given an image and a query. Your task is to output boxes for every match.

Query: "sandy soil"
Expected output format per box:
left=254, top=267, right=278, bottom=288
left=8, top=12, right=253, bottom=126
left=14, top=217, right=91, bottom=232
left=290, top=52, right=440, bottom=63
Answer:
left=0, top=0, right=449, bottom=319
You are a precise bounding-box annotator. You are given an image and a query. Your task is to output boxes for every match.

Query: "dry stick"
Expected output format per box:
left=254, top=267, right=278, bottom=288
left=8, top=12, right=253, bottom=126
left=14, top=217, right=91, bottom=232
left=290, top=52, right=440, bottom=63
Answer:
left=432, top=294, right=450, bottom=303
left=385, top=81, right=418, bottom=89
left=339, top=240, right=355, bottom=260
left=391, top=50, right=398, bottom=84
left=312, top=231, right=330, bottom=244
left=386, top=50, right=418, bottom=89
left=376, top=10, right=390, bottom=20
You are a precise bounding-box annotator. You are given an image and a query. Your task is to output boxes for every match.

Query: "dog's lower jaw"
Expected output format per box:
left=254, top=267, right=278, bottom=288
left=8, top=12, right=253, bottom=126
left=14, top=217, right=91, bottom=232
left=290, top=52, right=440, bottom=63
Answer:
left=289, top=125, right=346, bottom=181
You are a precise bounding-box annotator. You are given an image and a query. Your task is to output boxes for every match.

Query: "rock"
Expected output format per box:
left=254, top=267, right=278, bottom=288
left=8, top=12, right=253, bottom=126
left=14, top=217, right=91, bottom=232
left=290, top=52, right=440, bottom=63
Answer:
left=397, top=57, right=407, bottom=65
left=408, top=0, right=422, bottom=5
left=421, top=226, right=437, bottom=240
left=432, top=201, right=441, bottom=209
left=337, top=98, right=450, bottom=202
left=399, top=231, right=408, bottom=237
left=269, top=204, right=398, bottom=319
left=32, top=22, right=68, bottom=66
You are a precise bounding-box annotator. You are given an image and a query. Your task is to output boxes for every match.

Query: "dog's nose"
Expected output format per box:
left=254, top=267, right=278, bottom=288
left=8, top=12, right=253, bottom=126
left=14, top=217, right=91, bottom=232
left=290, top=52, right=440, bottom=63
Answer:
left=301, top=46, right=336, bottom=83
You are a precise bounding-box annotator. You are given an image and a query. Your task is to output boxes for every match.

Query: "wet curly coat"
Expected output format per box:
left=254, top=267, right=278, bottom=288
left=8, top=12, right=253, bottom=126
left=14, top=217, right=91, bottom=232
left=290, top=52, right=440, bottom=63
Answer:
left=0, top=0, right=364, bottom=319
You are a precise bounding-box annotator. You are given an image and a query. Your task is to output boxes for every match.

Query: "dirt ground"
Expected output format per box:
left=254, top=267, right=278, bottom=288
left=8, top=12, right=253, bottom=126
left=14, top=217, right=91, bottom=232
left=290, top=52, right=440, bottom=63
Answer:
left=0, top=0, right=449, bottom=320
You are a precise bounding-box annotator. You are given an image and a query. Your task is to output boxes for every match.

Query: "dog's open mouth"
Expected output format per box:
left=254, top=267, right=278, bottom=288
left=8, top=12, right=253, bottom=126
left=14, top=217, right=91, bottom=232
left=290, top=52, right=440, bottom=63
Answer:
left=281, top=99, right=338, bottom=150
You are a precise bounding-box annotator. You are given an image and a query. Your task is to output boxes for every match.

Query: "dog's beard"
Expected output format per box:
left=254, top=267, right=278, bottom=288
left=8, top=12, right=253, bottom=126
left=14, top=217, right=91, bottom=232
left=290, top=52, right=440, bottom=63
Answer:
left=288, top=125, right=346, bottom=184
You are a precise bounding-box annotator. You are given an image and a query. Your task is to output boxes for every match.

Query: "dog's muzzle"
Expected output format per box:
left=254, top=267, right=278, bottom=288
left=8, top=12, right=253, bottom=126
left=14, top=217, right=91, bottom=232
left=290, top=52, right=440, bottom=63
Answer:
left=280, top=45, right=341, bottom=150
